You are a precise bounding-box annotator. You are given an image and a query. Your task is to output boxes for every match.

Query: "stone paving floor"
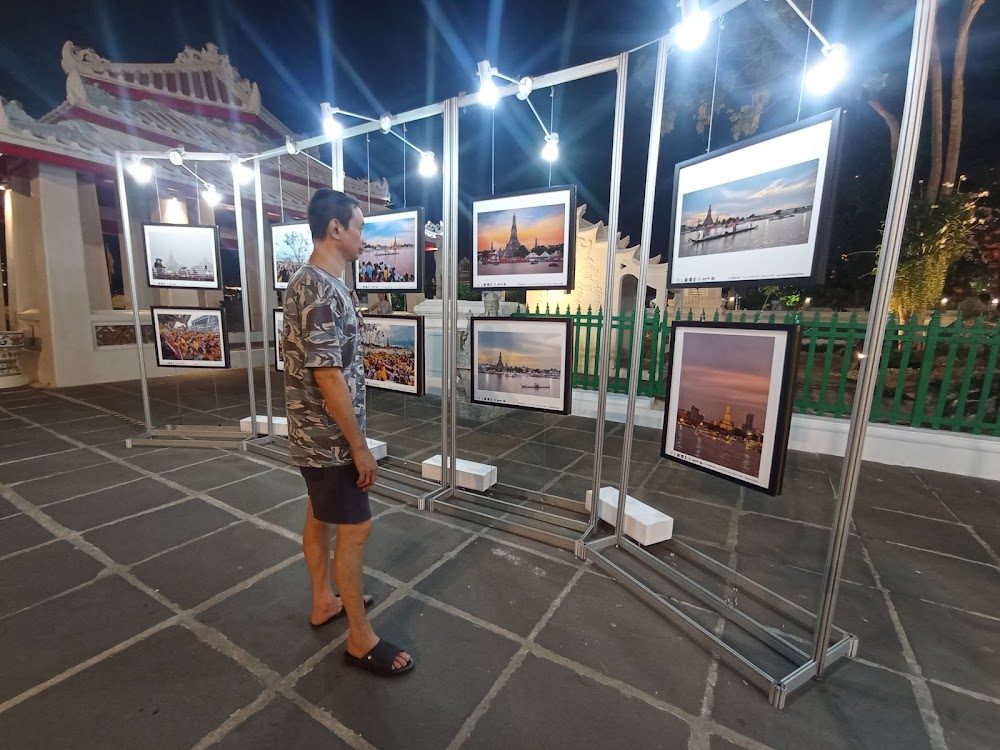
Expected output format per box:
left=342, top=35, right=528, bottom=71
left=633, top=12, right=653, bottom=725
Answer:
left=0, top=370, right=998, bottom=749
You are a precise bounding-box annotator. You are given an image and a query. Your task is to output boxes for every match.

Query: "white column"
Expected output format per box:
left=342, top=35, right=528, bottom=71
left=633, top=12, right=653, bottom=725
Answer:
left=78, top=177, right=114, bottom=311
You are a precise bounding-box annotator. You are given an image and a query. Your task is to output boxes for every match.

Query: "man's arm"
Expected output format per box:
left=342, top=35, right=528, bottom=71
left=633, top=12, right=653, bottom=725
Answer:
left=314, top=367, right=378, bottom=490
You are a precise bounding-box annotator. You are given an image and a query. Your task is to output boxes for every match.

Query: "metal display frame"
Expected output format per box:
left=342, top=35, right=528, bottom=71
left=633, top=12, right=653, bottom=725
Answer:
left=114, top=150, right=257, bottom=450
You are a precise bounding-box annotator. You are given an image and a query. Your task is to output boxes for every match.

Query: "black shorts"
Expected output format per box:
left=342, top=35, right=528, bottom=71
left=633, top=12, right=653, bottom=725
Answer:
left=299, top=464, right=372, bottom=525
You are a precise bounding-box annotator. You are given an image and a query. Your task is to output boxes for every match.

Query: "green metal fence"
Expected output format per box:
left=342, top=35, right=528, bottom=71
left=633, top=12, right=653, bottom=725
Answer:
left=513, top=303, right=1000, bottom=436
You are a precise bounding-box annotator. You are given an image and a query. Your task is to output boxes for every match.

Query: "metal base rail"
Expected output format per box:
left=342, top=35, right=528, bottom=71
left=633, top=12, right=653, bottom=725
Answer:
left=127, top=425, right=249, bottom=450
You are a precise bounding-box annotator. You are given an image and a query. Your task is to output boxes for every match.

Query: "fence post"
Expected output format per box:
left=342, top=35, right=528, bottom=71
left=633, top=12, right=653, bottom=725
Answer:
left=911, top=312, right=942, bottom=429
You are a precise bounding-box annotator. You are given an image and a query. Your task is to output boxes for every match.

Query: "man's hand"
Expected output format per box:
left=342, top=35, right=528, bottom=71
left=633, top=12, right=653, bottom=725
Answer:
left=353, top=446, right=378, bottom=490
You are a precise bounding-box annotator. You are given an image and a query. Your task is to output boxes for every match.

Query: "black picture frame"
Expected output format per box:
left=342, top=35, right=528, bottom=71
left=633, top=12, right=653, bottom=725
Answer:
left=353, top=207, right=425, bottom=294
left=272, top=308, right=284, bottom=372
left=667, top=108, right=844, bottom=289
left=470, top=316, right=574, bottom=416
left=471, top=184, right=577, bottom=292
left=142, top=223, right=222, bottom=291
left=150, top=305, right=230, bottom=369
left=360, top=313, right=425, bottom=396
left=659, top=320, right=801, bottom=496
left=270, top=220, right=312, bottom=291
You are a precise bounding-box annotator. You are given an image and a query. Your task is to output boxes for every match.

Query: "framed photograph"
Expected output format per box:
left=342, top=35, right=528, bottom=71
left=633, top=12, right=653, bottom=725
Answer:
left=360, top=314, right=424, bottom=396
left=668, top=109, right=843, bottom=288
left=271, top=221, right=312, bottom=290
left=150, top=306, right=229, bottom=369
left=272, top=309, right=285, bottom=372
left=472, top=185, right=576, bottom=291
left=471, top=317, right=573, bottom=415
left=660, top=321, right=801, bottom=496
left=355, top=208, right=424, bottom=293
left=143, top=223, right=221, bottom=290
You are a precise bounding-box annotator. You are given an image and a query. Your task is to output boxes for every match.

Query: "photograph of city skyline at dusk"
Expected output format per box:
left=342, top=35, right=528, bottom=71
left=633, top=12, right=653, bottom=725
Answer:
left=678, top=159, right=819, bottom=258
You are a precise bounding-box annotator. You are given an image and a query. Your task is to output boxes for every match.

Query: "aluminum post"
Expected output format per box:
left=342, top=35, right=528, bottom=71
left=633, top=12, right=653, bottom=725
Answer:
left=444, top=98, right=460, bottom=493
left=253, top=159, right=275, bottom=441
left=232, top=167, right=258, bottom=436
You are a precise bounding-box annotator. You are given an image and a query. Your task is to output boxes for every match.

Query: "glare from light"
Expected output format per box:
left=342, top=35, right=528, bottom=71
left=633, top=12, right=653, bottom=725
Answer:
left=202, top=184, right=221, bottom=207
left=941, top=297, right=949, bottom=305
left=231, top=157, right=254, bottom=185
left=541, top=133, right=559, bottom=162
left=479, top=78, right=500, bottom=107
left=126, top=157, right=153, bottom=183
left=418, top=151, right=438, bottom=178
left=675, top=10, right=711, bottom=51
left=805, top=43, right=849, bottom=96
left=168, top=149, right=184, bottom=166
left=284, top=136, right=299, bottom=155
left=323, top=114, right=343, bottom=139
left=805, top=297, right=812, bottom=305
left=379, top=113, right=393, bottom=133
left=992, top=298, right=999, bottom=307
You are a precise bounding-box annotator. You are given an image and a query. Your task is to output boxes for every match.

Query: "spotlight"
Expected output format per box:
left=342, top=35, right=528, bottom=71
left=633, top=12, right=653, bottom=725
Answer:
left=321, top=103, right=343, bottom=139
left=284, top=136, right=299, bottom=155
left=805, top=43, right=848, bottom=96
left=126, top=157, right=153, bottom=183
left=477, top=60, right=500, bottom=107
left=675, top=0, right=711, bottom=51
left=516, top=76, right=534, bottom=101
left=941, top=297, right=949, bottom=306
left=167, top=148, right=184, bottom=166
left=202, top=184, right=221, bottom=207
left=379, top=113, right=393, bottom=134
left=418, top=151, right=438, bottom=178
left=231, top=156, right=254, bottom=185
left=541, top=133, right=560, bottom=163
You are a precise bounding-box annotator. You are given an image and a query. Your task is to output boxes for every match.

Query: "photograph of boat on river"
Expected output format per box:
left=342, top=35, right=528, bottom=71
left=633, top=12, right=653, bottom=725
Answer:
left=355, top=208, right=423, bottom=292
left=660, top=322, right=800, bottom=495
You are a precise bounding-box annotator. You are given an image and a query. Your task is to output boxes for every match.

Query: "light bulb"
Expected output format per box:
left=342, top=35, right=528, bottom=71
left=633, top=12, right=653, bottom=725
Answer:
left=541, top=133, right=559, bottom=162
left=675, top=10, right=711, bottom=51
left=379, top=113, right=393, bottom=133
left=323, top=114, right=343, bottom=139
left=168, top=148, right=184, bottom=166
left=805, top=43, right=848, bottom=96
left=202, top=184, right=221, bottom=207
left=479, top=78, right=500, bottom=107
left=127, top=158, right=153, bottom=183
left=419, top=151, right=438, bottom=177
left=231, top=157, right=254, bottom=185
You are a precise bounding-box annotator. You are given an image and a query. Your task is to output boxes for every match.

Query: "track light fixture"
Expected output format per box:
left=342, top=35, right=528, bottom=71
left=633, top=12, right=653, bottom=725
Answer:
left=674, top=0, right=711, bottom=51
left=202, top=184, right=221, bottom=207
left=126, top=156, right=153, bottom=183
left=167, top=148, right=184, bottom=166
left=284, top=136, right=299, bottom=155
left=230, top=156, right=254, bottom=185
left=804, top=43, right=849, bottom=95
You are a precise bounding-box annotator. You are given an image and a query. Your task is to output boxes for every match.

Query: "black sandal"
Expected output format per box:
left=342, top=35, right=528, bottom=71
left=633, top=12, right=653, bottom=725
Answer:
left=344, top=639, right=414, bottom=676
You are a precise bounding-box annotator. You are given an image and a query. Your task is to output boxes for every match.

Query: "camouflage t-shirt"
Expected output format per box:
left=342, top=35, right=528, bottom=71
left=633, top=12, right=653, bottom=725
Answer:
left=282, top=264, right=366, bottom=468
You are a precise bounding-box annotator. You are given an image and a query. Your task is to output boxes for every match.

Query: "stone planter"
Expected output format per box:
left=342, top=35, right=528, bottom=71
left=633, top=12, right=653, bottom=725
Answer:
left=0, top=331, right=28, bottom=389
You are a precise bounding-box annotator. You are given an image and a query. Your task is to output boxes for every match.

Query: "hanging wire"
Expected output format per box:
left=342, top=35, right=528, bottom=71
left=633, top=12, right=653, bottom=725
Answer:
left=796, top=0, right=816, bottom=122
left=706, top=16, right=724, bottom=153
left=548, top=86, right=555, bottom=187
left=153, top=165, right=162, bottom=220
left=491, top=107, right=496, bottom=195
left=402, top=122, right=408, bottom=207
left=194, top=163, right=202, bottom=224
left=366, top=134, right=372, bottom=213
left=277, top=156, right=286, bottom=222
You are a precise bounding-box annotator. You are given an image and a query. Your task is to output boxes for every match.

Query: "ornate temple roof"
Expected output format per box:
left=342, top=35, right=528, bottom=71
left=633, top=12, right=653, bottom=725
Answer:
left=0, top=42, right=390, bottom=215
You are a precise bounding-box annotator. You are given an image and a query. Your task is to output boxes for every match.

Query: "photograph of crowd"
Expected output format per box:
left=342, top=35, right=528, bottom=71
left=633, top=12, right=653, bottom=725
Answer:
left=271, top=222, right=312, bottom=290
left=355, top=208, right=423, bottom=293
left=273, top=309, right=285, bottom=371
left=143, top=224, right=221, bottom=290
left=360, top=314, right=423, bottom=395
left=151, top=307, right=229, bottom=368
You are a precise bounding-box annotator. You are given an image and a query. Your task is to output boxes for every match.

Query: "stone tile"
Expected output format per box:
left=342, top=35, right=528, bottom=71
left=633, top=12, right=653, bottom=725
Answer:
left=472, top=417, right=549, bottom=439
left=558, top=415, right=599, bottom=432
left=161, top=454, right=265, bottom=492
left=0, top=513, right=54, bottom=556
left=505, top=442, right=585, bottom=471
left=930, top=683, right=1000, bottom=750
left=365, top=413, right=415, bottom=434
left=454, top=430, right=524, bottom=457
left=640, top=490, right=734, bottom=546
left=207, top=469, right=305, bottom=514
left=44, top=477, right=188, bottom=532
left=537, top=426, right=598, bottom=452
left=122, top=447, right=227, bottom=473
left=0, top=576, right=172, bottom=703
left=416, top=538, right=576, bottom=636
left=854, top=471, right=955, bottom=521
left=68, top=425, right=145, bottom=446
left=711, top=660, right=932, bottom=750
left=198, top=560, right=395, bottom=676
left=709, top=736, right=746, bottom=750
left=894, top=596, right=1000, bottom=698
left=0, top=449, right=108, bottom=485
left=386, top=435, right=433, bottom=459
left=17, top=462, right=146, bottom=505
left=0, top=436, right=77, bottom=463
left=853, top=508, right=992, bottom=563
left=51, top=415, right=130, bottom=436
left=465, top=654, right=690, bottom=749
left=0, top=424, right=47, bottom=447
left=493, top=459, right=563, bottom=491
left=365, top=511, right=472, bottom=582
left=389, top=423, right=445, bottom=444
left=132, top=523, right=299, bottom=608
left=865, top=539, right=1000, bottom=618
left=936, top=489, right=1000, bottom=531
left=535, top=571, right=713, bottom=713
left=0, top=495, right=18, bottom=519
left=0, top=541, right=106, bottom=617
left=210, top=697, right=349, bottom=750
left=0, top=626, right=264, bottom=750
left=974, top=524, right=1000, bottom=559
left=11, top=403, right=104, bottom=424
left=644, top=463, right=743, bottom=507
left=296, top=596, right=519, bottom=750
left=98, top=442, right=165, bottom=459
left=742, top=472, right=840, bottom=528
left=543, top=472, right=595, bottom=502
left=84, top=499, right=238, bottom=565
left=258, top=499, right=307, bottom=533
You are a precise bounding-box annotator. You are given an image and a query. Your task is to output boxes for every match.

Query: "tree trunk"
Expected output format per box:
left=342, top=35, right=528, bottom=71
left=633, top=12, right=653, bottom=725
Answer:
left=869, top=98, right=900, bottom=163
left=941, top=0, right=985, bottom=192
left=927, top=35, right=944, bottom=204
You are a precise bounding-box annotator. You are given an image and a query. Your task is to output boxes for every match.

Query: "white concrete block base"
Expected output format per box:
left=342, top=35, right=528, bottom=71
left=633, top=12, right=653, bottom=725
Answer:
left=422, top=455, right=497, bottom=491
left=238, top=415, right=387, bottom=459
left=585, top=486, right=673, bottom=546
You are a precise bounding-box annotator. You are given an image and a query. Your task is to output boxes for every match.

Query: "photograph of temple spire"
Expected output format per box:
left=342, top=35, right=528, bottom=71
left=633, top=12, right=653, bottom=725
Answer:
left=143, top=224, right=220, bottom=289
left=355, top=208, right=423, bottom=292
left=671, top=330, right=774, bottom=478
left=678, top=159, right=819, bottom=258
left=471, top=317, right=572, bottom=414
left=472, top=186, right=575, bottom=290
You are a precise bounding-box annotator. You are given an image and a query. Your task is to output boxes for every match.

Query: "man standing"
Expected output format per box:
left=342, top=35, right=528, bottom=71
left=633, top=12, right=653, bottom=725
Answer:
left=282, top=188, right=413, bottom=676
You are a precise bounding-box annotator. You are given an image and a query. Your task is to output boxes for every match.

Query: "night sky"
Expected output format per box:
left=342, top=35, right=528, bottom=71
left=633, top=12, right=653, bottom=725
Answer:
left=2, top=0, right=999, bottom=272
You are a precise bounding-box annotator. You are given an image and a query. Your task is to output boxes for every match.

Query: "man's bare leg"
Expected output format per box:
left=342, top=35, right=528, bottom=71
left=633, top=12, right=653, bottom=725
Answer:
left=303, top=500, right=341, bottom=624
left=335, top=519, right=410, bottom=670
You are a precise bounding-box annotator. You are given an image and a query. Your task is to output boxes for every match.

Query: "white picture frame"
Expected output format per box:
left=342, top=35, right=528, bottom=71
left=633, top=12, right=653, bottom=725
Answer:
left=143, top=224, right=221, bottom=290
left=151, top=306, right=229, bottom=369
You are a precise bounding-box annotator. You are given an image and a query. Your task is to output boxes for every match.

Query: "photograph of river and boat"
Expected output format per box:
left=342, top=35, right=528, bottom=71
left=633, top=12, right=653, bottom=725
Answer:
left=660, top=322, right=800, bottom=495
left=355, top=208, right=423, bottom=293
left=471, top=317, right=572, bottom=415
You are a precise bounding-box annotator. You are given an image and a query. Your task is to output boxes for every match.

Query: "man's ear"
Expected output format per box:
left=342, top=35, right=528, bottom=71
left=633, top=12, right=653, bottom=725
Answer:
left=327, top=218, right=339, bottom=239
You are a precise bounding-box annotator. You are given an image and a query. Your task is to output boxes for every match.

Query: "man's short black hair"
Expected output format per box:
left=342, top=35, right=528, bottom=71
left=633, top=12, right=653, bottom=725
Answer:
left=308, top=188, right=361, bottom=240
